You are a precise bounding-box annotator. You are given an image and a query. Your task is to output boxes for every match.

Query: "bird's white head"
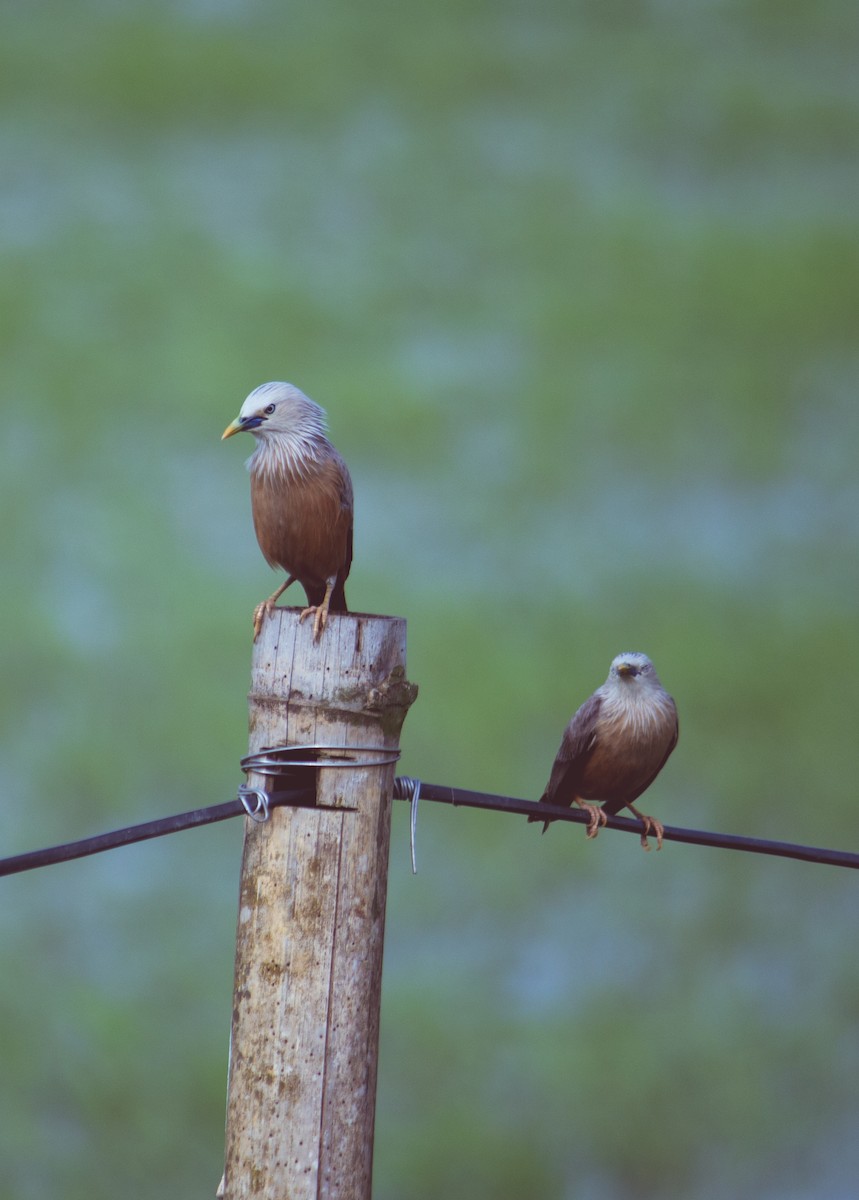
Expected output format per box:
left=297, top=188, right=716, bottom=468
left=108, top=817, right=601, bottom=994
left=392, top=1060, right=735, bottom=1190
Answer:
left=222, top=381, right=328, bottom=442
left=607, top=652, right=662, bottom=688
left=222, top=382, right=329, bottom=478
left=602, top=652, right=675, bottom=733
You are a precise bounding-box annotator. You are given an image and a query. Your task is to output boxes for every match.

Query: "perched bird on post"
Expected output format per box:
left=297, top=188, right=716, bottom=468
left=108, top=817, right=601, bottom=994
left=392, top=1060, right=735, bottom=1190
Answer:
left=222, top=381, right=353, bottom=642
left=529, top=652, right=678, bottom=849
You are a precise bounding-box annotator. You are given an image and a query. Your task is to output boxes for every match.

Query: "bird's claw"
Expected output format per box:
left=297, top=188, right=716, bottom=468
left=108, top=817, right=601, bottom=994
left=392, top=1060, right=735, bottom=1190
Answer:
left=252, top=600, right=275, bottom=641
left=299, top=604, right=328, bottom=643
left=582, top=802, right=608, bottom=840
left=638, top=814, right=664, bottom=851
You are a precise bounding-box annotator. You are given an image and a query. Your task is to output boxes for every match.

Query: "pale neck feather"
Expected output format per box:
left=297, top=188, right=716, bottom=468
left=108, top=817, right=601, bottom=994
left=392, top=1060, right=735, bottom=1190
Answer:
left=600, top=680, right=675, bottom=739
left=246, top=428, right=328, bottom=483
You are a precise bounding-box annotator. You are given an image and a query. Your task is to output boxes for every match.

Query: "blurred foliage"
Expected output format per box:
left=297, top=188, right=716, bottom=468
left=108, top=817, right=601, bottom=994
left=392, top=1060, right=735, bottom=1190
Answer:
left=0, top=1, right=857, bottom=1198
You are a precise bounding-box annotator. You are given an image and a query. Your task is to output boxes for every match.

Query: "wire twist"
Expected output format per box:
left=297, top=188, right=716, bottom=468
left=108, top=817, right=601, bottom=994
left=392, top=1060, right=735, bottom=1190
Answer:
left=393, top=776, right=422, bottom=874
left=239, top=743, right=402, bottom=822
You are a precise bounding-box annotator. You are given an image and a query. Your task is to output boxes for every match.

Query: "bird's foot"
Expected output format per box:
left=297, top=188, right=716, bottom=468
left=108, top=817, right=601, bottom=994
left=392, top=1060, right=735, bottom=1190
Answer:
left=639, top=815, right=664, bottom=851
left=627, top=803, right=664, bottom=851
left=252, top=577, right=295, bottom=641
left=299, top=578, right=335, bottom=643
left=579, top=801, right=608, bottom=840
left=252, top=599, right=277, bottom=641
left=299, top=602, right=329, bottom=643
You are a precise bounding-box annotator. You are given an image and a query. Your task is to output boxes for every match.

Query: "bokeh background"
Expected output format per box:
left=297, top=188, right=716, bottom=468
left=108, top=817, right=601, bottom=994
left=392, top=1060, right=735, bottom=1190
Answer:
left=1, top=2, right=857, bottom=1197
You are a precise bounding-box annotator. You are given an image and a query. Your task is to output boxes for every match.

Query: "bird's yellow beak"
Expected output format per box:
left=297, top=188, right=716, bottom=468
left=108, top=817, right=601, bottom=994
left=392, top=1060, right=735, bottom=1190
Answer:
left=617, top=663, right=634, bottom=678
left=222, top=417, right=243, bottom=440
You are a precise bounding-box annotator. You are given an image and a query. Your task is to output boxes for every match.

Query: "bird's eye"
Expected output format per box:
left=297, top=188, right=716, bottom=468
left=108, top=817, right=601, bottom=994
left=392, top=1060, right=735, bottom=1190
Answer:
left=263, top=404, right=275, bottom=415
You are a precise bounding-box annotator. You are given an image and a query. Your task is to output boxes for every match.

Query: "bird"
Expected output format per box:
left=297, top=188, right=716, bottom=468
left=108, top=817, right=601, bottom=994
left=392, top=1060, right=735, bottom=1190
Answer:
left=529, top=652, right=678, bottom=850
left=222, top=381, right=353, bottom=642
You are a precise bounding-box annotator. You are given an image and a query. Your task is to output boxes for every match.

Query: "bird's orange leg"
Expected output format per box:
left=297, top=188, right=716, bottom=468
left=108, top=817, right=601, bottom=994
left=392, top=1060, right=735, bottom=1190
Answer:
left=299, top=577, right=335, bottom=643
left=574, top=797, right=608, bottom=840
left=626, top=802, right=664, bottom=851
left=253, top=576, right=296, bottom=640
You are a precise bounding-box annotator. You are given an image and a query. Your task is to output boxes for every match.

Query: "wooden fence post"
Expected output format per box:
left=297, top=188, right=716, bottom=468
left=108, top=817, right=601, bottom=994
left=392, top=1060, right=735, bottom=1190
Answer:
left=221, top=608, right=417, bottom=1200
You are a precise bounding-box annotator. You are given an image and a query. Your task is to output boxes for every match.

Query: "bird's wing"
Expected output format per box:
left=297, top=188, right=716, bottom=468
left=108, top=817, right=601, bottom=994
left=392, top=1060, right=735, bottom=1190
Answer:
left=543, top=692, right=603, bottom=805
left=340, top=467, right=354, bottom=584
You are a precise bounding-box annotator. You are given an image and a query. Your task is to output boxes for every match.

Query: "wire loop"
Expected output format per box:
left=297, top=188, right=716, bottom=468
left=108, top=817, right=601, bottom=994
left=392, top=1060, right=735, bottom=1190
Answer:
left=241, top=743, right=401, bottom=775
left=237, top=742, right=400, bottom=819
left=238, top=786, right=271, bottom=823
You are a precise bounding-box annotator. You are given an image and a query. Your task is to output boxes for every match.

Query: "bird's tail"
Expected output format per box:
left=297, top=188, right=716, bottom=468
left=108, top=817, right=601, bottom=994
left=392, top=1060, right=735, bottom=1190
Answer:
left=527, top=793, right=552, bottom=834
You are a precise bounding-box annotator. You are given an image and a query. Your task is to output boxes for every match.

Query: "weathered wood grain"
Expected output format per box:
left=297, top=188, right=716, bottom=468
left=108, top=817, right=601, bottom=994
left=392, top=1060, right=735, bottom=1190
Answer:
left=222, top=608, right=417, bottom=1199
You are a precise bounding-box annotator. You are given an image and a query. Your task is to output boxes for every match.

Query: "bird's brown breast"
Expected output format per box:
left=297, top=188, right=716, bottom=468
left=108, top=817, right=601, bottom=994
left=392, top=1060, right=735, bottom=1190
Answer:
left=578, top=708, right=675, bottom=803
left=250, top=454, right=353, bottom=590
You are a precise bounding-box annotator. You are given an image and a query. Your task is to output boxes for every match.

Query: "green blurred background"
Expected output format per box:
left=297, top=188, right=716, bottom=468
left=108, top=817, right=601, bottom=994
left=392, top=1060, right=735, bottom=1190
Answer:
left=1, top=2, right=857, bottom=1197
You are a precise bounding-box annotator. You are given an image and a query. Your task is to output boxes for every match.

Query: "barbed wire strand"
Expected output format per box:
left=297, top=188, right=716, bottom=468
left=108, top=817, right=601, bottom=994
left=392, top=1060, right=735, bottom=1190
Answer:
left=1, top=776, right=856, bottom=879
left=391, top=780, right=859, bottom=870
left=0, top=786, right=314, bottom=878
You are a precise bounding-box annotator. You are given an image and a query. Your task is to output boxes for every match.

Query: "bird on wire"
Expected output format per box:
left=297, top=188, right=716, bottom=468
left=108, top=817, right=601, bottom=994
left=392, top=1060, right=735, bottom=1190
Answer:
left=222, top=381, right=354, bottom=642
left=529, top=652, right=678, bottom=850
